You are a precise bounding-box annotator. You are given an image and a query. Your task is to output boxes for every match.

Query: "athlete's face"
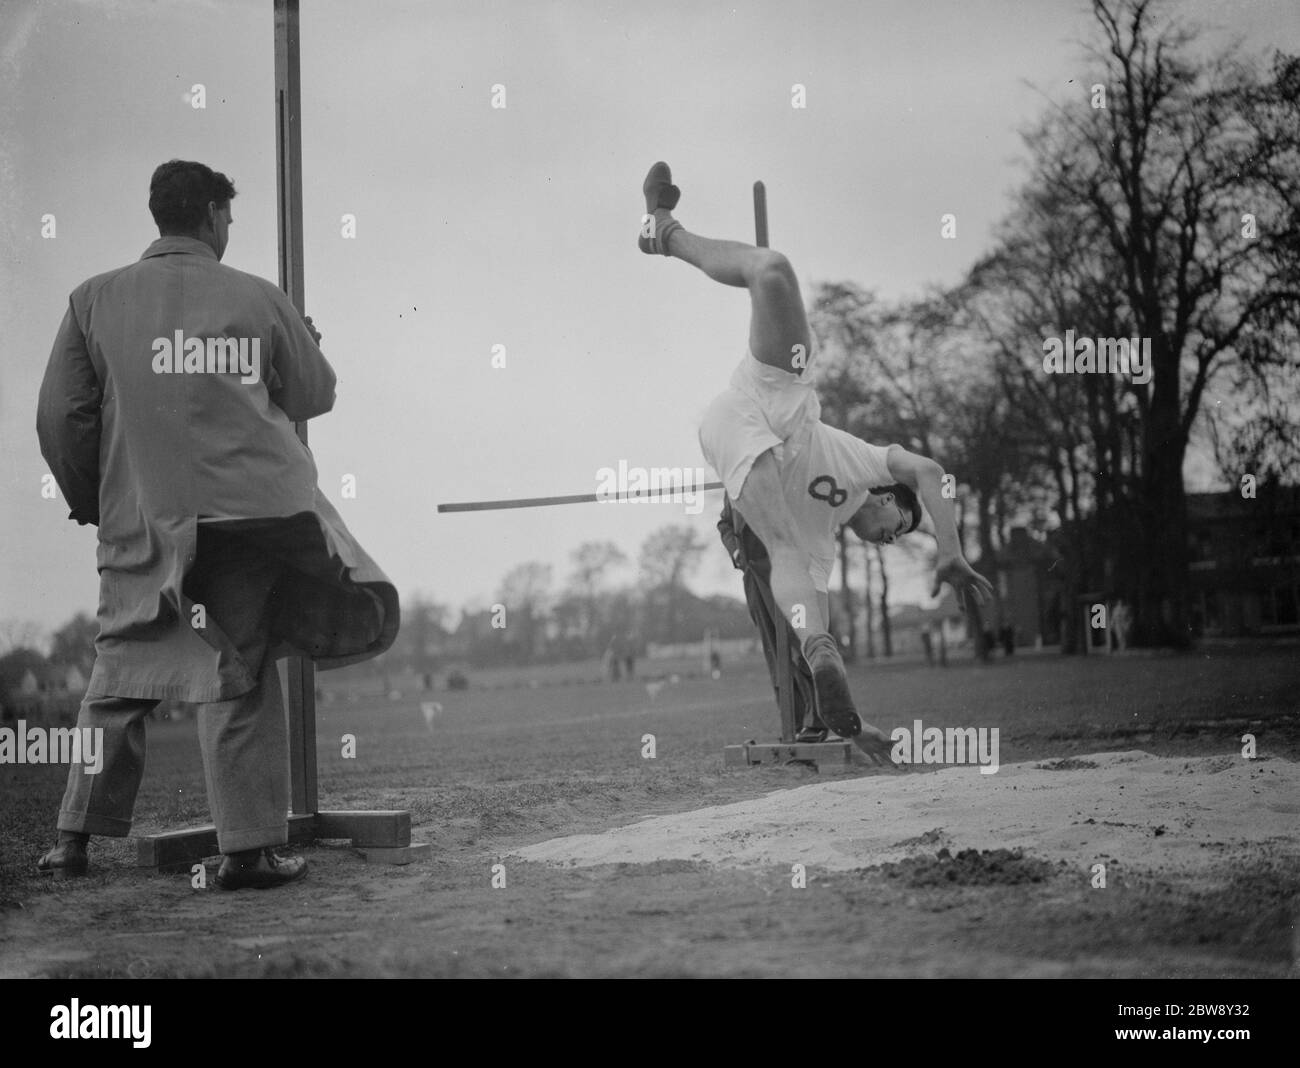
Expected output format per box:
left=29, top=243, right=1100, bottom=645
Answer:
left=851, top=493, right=909, bottom=546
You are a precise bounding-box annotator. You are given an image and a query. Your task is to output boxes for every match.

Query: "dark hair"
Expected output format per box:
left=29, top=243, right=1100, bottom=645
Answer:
left=868, top=483, right=922, bottom=534
left=149, top=160, right=236, bottom=234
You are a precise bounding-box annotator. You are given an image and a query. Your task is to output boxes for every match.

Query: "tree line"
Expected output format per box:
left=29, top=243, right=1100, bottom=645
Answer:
left=810, top=0, right=1298, bottom=652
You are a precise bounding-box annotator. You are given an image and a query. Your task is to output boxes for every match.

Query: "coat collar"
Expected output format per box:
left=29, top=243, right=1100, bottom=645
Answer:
left=140, top=236, right=218, bottom=261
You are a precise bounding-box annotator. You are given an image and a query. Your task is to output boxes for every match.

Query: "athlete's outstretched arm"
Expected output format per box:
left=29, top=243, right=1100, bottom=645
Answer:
left=886, top=447, right=994, bottom=609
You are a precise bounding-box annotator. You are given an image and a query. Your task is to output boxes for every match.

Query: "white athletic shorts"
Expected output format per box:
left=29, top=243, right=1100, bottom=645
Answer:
left=698, top=350, right=821, bottom=501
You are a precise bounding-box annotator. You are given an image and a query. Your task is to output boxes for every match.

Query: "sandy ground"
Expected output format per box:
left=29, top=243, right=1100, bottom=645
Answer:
left=3, top=648, right=1297, bottom=978
left=3, top=750, right=1296, bottom=979
left=513, top=751, right=1300, bottom=877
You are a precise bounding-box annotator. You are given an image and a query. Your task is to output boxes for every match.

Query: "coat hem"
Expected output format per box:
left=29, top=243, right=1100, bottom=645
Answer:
left=86, top=667, right=258, bottom=704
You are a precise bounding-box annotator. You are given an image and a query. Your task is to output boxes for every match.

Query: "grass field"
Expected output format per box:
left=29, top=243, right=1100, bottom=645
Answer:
left=1, top=640, right=1297, bottom=978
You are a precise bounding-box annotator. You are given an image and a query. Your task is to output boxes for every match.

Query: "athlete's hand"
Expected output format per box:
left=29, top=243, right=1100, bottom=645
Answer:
left=303, top=314, right=322, bottom=346
left=852, top=723, right=900, bottom=770
left=931, top=554, right=995, bottom=610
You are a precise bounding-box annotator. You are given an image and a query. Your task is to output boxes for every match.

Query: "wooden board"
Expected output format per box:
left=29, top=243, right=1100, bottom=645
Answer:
left=136, top=810, right=411, bottom=869
left=724, top=741, right=853, bottom=767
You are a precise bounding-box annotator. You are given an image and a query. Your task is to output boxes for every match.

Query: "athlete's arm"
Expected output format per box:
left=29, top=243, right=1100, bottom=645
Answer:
left=717, top=497, right=746, bottom=570
left=886, top=446, right=994, bottom=609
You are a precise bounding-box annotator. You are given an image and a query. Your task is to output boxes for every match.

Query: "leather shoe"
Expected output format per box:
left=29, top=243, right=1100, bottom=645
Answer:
left=37, top=841, right=88, bottom=878
left=214, top=848, right=308, bottom=891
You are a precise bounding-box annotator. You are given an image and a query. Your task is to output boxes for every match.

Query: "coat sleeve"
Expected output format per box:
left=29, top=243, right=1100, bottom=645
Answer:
left=264, top=283, right=337, bottom=422
left=36, top=299, right=102, bottom=526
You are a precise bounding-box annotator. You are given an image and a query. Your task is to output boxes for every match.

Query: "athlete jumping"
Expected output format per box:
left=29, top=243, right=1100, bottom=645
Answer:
left=638, top=162, right=993, bottom=765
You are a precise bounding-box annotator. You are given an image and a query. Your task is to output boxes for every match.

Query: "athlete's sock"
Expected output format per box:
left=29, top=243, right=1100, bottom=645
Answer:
left=642, top=208, right=682, bottom=256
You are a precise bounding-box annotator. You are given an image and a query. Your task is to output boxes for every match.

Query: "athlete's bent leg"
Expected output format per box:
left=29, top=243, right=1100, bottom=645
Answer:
left=734, top=451, right=825, bottom=638
left=734, top=455, right=892, bottom=765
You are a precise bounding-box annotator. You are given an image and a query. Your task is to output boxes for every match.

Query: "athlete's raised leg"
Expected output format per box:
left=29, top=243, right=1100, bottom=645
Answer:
left=639, top=162, right=811, bottom=374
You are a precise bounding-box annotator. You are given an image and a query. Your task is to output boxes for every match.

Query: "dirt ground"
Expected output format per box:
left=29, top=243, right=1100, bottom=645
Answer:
left=1, top=642, right=1297, bottom=979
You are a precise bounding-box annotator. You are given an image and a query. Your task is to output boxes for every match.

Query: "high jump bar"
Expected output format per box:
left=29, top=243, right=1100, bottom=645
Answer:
left=438, top=483, right=725, bottom=513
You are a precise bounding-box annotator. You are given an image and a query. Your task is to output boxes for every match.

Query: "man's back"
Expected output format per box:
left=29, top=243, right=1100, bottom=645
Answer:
left=39, top=236, right=336, bottom=538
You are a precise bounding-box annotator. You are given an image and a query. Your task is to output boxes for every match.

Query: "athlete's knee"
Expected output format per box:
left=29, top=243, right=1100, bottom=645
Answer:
left=747, top=251, right=797, bottom=294
left=746, top=510, right=801, bottom=555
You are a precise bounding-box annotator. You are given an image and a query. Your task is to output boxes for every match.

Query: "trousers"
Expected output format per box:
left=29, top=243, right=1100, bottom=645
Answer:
left=57, top=525, right=293, bottom=854
left=739, top=529, right=820, bottom=733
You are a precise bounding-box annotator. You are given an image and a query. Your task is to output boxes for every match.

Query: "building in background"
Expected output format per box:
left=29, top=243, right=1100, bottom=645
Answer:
left=993, top=527, right=1065, bottom=649
left=1186, top=486, right=1300, bottom=637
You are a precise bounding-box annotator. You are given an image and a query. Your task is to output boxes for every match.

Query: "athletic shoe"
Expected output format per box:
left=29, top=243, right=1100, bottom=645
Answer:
left=639, top=161, right=683, bottom=255
left=803, top=634, right=860, bottom=734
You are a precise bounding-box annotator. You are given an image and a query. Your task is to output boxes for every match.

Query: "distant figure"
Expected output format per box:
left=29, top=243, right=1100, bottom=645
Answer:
left=1110, top=600, right=1132, bottom=653
left=981, top=628, right=996, bottom=663
left=622, top=634, right=636, bottom=680
left=420, top=701, right=441, bottom=732
left=920, top=628, right=934, bottom=666
left=999, top=625, right=1015, bottom=656
left=709, top=649, right=722, bottom=677
left=603, top=638, right=622, bottom=682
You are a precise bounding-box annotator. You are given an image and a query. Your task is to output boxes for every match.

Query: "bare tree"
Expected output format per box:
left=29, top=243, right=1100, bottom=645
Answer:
left=496, top=562, right=553, bottom=660
left=47, top=612, right=98, bottom=671
left=0, top=619, right=46, bottom=656
left=567, top=541, right=628, bottom=645
left=1018, top=0, right=1299, bottom=643
left=401, top=594, right=451, bottom=681
left=638, top=525, right=708, bottom=641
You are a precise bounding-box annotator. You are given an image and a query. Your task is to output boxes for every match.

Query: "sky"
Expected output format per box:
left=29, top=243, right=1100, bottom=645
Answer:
left=2, top=0, right=1297, bottom=642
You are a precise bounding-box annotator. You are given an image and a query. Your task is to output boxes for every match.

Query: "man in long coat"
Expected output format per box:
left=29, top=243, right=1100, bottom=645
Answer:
left=35, top=159, right=399, bottom=890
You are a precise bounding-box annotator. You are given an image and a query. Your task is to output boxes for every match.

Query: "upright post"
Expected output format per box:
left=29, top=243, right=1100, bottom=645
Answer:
left=753, top=181, right=795, bottom=745
left=274, top=0, right=317, bottom=816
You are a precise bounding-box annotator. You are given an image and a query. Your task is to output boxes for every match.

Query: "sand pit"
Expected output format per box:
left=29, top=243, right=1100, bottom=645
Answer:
left=512, top=751, right=1299, bottom=875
